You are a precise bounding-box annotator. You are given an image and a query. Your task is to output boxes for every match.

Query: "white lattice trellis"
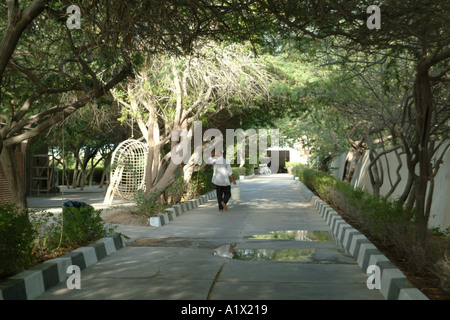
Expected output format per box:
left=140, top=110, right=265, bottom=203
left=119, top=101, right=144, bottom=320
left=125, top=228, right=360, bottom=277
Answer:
left=104, top=139, right=148, bottom=204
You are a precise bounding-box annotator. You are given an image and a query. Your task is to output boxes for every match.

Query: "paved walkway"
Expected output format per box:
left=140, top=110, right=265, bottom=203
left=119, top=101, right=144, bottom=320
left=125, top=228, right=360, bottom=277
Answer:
left=28, top=185, right=134, bottom=214
left=36, top=174, right=383, bottom=300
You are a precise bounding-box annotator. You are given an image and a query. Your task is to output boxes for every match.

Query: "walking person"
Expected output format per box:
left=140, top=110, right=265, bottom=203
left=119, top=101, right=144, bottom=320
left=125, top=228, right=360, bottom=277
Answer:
left=209, top=150, right=236, bottom=213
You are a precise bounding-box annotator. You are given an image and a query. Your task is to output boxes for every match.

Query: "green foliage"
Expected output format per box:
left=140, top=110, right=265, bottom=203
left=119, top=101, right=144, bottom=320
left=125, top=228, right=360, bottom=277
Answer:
left=187, top=170, right=215, bottom=198
left=430, top=226, right=450, bottom=239
left=230, top=168, right=242, bottom=181
left=60, top=206, right=118, bottom=246
left=1, top=202, right=123, bottom=280
left=133, top=189, right=168, bottom=217
left=31, top=207, right=118, bottom=251
left=286, top=163, right=308, bottom=182
left=290, top=164, right=409, bottom=236
left=229, top=164, right=256, bottom=181
left=290, top=163, right=450, bottom=292
left=29, top=211, right=62, bottom=255
left=0, top=204, right=36, bottom=279
left=132, top=169, right=217, bottom=216
left=231, top=166, right=248, bottom=177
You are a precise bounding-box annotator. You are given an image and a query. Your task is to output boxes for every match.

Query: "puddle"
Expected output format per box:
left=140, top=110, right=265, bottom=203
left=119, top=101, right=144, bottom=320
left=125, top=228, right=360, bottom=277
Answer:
left=233, top=231, right=352, bottom=263
left=234, top=248, right=316, bottom=262
left=245, top=230, right=333, bottom=242
left=233, top=248, right=353, bottom=263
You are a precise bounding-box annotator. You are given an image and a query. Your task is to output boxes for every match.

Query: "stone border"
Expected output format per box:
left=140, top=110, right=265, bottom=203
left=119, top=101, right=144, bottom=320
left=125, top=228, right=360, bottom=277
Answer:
left=0, top=234, right=126, bottom=300
left=293, top=177, right=428, bottom=300
left=149, top=190, right=217, bottom=227
left=148, top=174, right=254, bottom=227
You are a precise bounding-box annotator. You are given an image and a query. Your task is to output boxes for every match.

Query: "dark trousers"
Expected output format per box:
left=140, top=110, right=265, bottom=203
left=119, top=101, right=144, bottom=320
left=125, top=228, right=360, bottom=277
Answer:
left=216, top=185, right=231, bottom=210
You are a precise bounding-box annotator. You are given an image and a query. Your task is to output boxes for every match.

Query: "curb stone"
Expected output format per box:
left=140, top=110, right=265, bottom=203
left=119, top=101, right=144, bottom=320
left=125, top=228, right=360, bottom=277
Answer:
left=0, top=234, right=126, bottom=300
left=292, top=177, right=428, bottom=300
left=149, top=190, right=217, bottom=227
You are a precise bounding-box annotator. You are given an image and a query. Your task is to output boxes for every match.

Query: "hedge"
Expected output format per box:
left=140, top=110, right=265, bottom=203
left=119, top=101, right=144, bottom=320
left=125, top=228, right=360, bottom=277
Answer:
left=288, top=163, right=409, bottom=236
left=0, top=204, right=36, bottom=280
left=288, top=163, right=450, bottom=293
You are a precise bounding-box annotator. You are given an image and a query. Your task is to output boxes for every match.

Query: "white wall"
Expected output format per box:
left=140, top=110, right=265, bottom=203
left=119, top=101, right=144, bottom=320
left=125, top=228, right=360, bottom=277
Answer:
left=267, top=147, right=308, bottom=164
left=330, top=143, right=450, bottom=230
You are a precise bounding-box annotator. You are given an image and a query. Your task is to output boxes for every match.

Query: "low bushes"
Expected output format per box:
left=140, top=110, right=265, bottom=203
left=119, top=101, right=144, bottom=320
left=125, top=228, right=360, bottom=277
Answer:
left=133, top=189, right=169, bottom=217
left=290, top=164, right=410, bottom=234
left=59, top=205, right=118, bottom=246
left=231, top=165, right=254, bottom=178
left=189, top=169, right=215, bottom=196
left=289, top=163, right=450, bottom=294
left=0, top=204, right=36, bottom=280
left=1, top=202, right=120, bottom=281
left=132, top=169, right=216, bottom=218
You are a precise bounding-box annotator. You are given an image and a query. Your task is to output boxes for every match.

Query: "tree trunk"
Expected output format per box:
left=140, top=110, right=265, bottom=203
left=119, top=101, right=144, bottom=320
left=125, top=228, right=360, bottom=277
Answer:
left=319, top=153, right=335, bottom=172
left=62, top=158, right=69, bottom=188
left=145, top=106, right=156, bottom=193
left=79, top=149, right=97, bottom=190
left=412, top=66, right=434, bottom=227
left=148, top=160, right=179, bottom=198
left=0, top=146, right=27, bottom=212
left=88, top=157, right=95, bottom=186
left=72, top=155, right=79, bottom=188
left=342, top=147, right=363, bottom=184
left=366, top=135, right=383, bottom=197
left=99, top=157, right=111, bottom=188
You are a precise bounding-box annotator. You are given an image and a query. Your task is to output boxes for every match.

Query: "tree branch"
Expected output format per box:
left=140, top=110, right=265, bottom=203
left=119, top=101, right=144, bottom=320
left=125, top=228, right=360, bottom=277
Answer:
left=3, top=63, right=131, bottom=147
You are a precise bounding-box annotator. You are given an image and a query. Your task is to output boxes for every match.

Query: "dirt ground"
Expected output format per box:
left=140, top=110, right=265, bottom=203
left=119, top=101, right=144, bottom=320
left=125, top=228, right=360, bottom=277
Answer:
left=330, top=202, right=450, bottom=300
left=102, top=207, right=150, bottom=227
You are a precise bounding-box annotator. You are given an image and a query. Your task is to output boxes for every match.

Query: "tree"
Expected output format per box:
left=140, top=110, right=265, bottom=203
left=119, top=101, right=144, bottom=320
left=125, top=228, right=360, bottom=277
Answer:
left=114, top=41, right=290, bottom=199
left=1, top=0, right=132, bottom=209
left=254, top=0, right=450, bottom=228
left=0, top=0, right=274, bottom=210
left=269, top=49, right=350, bottom=171
left=321, top=50, right=449, bottom=224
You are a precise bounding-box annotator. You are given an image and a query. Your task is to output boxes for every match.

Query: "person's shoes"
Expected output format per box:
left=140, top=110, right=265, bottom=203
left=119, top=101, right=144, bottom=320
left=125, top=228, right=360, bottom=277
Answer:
left=221, top=201, right=228, bottom=211
left=218, top=210, right=223, bottom=214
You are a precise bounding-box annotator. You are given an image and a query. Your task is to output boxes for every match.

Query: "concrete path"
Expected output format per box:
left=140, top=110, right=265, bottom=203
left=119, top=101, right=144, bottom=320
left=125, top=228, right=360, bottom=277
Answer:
left=36, top=174, right=383, bottom=300
left=27, top=185, right=135, bottom=215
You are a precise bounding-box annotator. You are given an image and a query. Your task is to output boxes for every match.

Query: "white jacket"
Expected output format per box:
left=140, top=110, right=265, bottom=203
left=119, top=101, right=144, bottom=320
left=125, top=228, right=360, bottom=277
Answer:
left=209, top=156, right=233, bottom=186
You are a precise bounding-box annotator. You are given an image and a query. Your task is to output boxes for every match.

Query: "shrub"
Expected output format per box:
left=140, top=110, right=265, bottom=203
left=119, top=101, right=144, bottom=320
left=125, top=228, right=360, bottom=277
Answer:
left=59, top=205, right=118, bottom=246
left=243, top=163, right=256, bottom=175
left=290, top=163, right=308, bottom=183
left=292, top=165, right=409, bottom=236
left=133, top=189, right=168, bottom=217
left=189, top=170, right=215, bottom=196
left=0, top=203, right=36, bottom=279
left=29, top=211, right=63, bottom=255
left=1, top=202, right=123, bottom=281
left=231, top=168, right=239, bottom=180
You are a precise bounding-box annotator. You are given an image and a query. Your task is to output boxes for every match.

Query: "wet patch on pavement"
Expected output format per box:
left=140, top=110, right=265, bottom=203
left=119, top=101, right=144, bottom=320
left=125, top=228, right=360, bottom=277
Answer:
left=244, top=230, right=334, bottom=242
left=232, top=248, right=354, bottom=264
left=126, top=237, right=219, bottom=249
